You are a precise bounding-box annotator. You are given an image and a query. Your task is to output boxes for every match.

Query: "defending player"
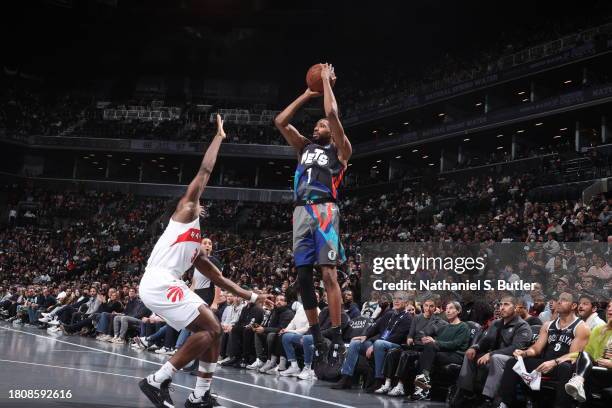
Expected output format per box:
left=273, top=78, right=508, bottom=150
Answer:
left=138, top=114, right=267, bottom=408
left=274, top=63, right=352, bottom=358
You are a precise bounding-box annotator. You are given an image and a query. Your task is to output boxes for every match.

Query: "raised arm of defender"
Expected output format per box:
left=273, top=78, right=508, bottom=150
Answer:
left=173, top=114, right=226, bottom=223
left=274, top=89, right=320, bottom=153
left=321, top=64, right=352, bottom=165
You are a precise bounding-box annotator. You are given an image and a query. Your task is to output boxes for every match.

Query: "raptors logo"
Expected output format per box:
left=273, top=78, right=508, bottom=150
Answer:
left=166, top=286, right=184, bottom=303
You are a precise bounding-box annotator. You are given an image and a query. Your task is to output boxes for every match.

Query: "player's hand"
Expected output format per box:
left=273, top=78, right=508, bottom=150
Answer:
left=215, top=114, right=226, bottom=139
left=535, top=360, right=556, bottom=373
left=304, top=88, right=322, bottom=98
left=320, top=63, right=337, bottom=83
left=477, top=353, right=491, bottom=366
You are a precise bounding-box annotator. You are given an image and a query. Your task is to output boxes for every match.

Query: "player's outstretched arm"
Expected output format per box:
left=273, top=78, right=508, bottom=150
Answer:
left=274, top=90, right=319, bottom=153
left=193, top=253, right=254, bottom=302
left=321, top=63, right=352, bottom=165
left=174, top=114, right=226, bottom=223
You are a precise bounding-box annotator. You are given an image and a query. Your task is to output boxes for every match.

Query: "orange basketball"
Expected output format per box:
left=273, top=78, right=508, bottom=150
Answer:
left=306, top=63, right=336, bottom=93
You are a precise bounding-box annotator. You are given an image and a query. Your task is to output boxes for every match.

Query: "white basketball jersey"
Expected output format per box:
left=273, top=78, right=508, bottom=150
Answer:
left=192, top=267, right=211, bottom=290
left=146, top=217, right=201, bottom=279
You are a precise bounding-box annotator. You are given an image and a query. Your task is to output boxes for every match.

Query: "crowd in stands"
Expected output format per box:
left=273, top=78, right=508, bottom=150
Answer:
left=2, top=166, right=612, bottom=405
left=336, top=14, right=612, bottom=118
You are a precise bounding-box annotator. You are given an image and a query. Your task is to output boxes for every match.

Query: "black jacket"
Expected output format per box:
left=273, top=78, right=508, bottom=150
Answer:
left=263, top=305, right=294, bottom=334
left=472, top=315, right=532, bottom=356
left=365, top=309, right=412, bottom=345
left=235, top=303, right=264, bottom=327
left=99, top=300, right=123, bottom=314
left=124, top=298, right=150, bottom=319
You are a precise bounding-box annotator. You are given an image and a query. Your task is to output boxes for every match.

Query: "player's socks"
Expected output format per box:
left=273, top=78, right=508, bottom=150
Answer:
left=152, top=361, right=177, bottom=385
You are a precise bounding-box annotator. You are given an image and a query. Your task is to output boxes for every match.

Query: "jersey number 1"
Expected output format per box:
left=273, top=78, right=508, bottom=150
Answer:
left=306, top=168, right=312, bottom=183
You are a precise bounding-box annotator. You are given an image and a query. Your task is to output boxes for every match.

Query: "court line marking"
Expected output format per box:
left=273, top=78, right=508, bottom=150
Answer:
left=0, top=358, right=257, bottom=408
left=0, top=326, right=357, bottom=408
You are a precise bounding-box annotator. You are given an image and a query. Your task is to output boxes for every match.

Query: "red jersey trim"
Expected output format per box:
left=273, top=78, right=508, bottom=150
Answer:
left=170, top=228, right=201, bottom=246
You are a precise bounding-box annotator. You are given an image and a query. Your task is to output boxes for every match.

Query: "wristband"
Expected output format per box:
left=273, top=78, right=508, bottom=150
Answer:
left=249, top=292, right=258, bottom=303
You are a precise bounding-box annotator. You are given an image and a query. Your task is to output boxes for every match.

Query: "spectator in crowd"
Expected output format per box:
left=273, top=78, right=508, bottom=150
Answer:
left=410, top=301, right=471, bottom=401
left=452, top=295, right=533, bottom=407
left=109, top=288, right=150, bottom=344
left=221, top=297, right=264, bottom=368
left=248, top=294, right=295, bottom=372
left=342, top=290, right=361, bottom=319
left=332, top=292, right=412, bottom=391
left=376, top=297, right=447, bottom=396
left=515, top=298, right=543, bottom=326
left=577, top=294, right=606, bottom=330
left=497, top=292, right=591, bottom=408
left=218, top=294, right=244, bottom=362
left=264, top=302, right=311, bottom=375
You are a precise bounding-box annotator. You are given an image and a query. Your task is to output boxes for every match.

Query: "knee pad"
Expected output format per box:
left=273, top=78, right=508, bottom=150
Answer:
left=296, top=265, right=317, bottom=310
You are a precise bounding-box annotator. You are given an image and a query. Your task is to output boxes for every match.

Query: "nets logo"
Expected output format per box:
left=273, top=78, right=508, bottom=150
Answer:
left=301, top=148, right=329, bottom=166
left=166, top=286, right=184, bottom=303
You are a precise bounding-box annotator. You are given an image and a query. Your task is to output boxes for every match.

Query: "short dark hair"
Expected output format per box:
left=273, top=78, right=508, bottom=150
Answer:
left=578, top=294, right=596, bottom=306
left=501, top=295, right=518, bottom=306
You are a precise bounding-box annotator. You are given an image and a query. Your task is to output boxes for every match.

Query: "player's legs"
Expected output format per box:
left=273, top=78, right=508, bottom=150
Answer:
left=320, top=265, right=342, bottom=333
left=139, top=293, right=221, bottom=408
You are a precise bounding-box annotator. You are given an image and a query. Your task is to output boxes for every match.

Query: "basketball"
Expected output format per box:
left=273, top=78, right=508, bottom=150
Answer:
left=306, top=63, right=336, bottom=93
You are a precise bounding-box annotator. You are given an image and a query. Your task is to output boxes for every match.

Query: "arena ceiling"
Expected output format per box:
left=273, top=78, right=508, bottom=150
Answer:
left=2, top=0, right=610, bottom=87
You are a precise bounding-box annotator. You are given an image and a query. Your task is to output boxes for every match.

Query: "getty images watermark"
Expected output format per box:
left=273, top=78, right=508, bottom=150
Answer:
left=359, top=242, right=612, bottom=302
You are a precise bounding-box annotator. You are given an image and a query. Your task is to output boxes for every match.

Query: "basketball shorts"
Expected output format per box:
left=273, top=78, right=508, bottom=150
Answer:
left=139, top=267, right=207, bottom=331
left=292, top=202, right=346, bottom=267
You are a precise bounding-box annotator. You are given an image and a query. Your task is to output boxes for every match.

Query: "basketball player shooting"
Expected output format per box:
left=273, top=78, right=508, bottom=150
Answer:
left=138, top=114, right=268, bottom=408
left=274, top=63, right=352, bottom=359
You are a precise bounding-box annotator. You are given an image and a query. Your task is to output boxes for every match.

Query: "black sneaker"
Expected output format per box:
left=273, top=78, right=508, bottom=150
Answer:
left=139, top=376, right=174, bottom=408
left=184, top=391, right=223, bottom=408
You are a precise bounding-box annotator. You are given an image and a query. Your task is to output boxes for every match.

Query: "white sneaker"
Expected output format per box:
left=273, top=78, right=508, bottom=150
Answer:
left=107, top=336, right=118, bottom=343
left=375, top=381, right=392, bottom=394
left=265, top=364, right=282, bottom=375
left=112, top=337, right=125, bottom=344
left=388, top=382, right=405, bottom=396
left=565, top=374, right=586, bottom=402
left=41, top=313, right=50, bottom=317
left=297, top=367, right=317, bottom=380
left=280, top=365, right=301, bottom=377
left=246, top=359, right=264, bottom=370
left=48, top=319, right=61, bottom=326
left=218, top=356, right=230, bottom=364
left=155, top=346, right=169, bottom=354
left=38, top=316, right=51, bottom=323
left=259, top=360, right=275, bottom=373
left=168, top=348, right=176, bottom=355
